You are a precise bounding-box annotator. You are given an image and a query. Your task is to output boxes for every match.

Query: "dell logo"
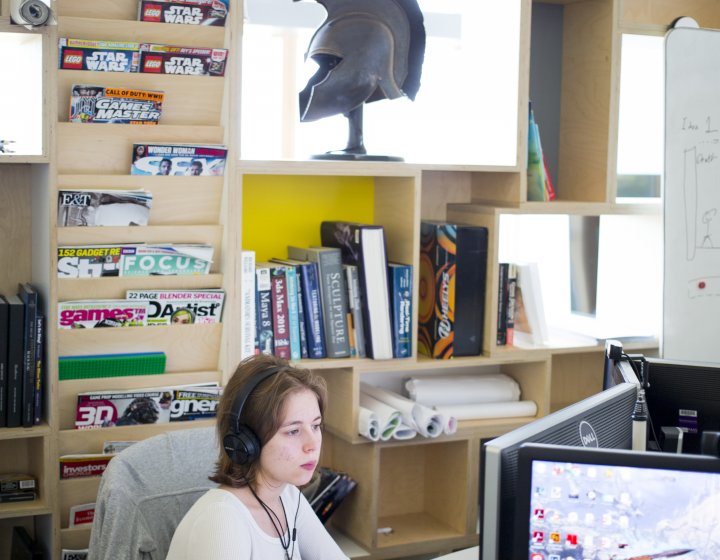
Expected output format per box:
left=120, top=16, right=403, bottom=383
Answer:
left=579, top=421, right=599, bottom=447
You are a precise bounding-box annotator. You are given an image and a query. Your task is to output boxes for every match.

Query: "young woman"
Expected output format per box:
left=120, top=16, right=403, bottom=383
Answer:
left=166, top=354, right=349, bottom=559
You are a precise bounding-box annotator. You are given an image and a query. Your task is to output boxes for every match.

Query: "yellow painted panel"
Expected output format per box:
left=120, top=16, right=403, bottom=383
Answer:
left=242, top=175, right=375, bottom=262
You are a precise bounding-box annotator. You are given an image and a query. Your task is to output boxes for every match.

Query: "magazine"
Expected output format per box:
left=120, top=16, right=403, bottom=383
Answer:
left=131, top=143, right=227, bottom=176
left=58, top=38, right=141, bottom=72
left=58, top=300, right=149, bottom=329
left=57, top=244, right=138, bottom=278
left=139, top=43, right=228, bottom=76
left=138, top=0, right=229, bottom=26
left=74, top=383, right=222, bottom=429
left=119, top=244, right=214, bottom=276
left=69, top=84, right=164, bottom=124
left=59, top=455, right=114, bottom=479
left=57, top=189, right=152, bottom=226
left=61, top=550, right=88, bottom=560
left=69, top=502, right=96, bottom=527
left=126, top=289, right=225, bottom=325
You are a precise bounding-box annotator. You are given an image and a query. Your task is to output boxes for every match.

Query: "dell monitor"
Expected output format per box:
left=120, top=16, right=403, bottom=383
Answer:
left=480, top=382, right=638, bottom=560
left=514, top=443, right=720, bottom=560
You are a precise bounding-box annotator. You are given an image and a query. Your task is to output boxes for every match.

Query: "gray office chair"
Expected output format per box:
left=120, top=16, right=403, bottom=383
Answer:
left=88, top=426, right=219, bottom=560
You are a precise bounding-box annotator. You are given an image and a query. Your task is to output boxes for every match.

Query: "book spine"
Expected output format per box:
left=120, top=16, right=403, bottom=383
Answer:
left=19, top=285, right=37, bottom=427
left=0, top=297, right=8, bottom=427
left=300, top=262, right=327, bottom=359
left=282, top=265, right=302, bottom=361
left=293, top=268, right=309, bottom=359
left=389, top=264, right=413, bottom=359
left=344, top=265, right=366, bottom=359
left=454, top=227, right=488, bottom=356
left=317, top=251, right=351, bottom=358
left=255, top=266, right=274, bottom=356
left=5, top=296, right=25, bottom=427
left=496, top=263, right=509, bottom=346
left=506, top=263, right=518, bottom=346
left=239, top=251, right=256, bottom=360
left=33, top=314, right=44, bottom=425
left=270, top=267, right=291, bottom=359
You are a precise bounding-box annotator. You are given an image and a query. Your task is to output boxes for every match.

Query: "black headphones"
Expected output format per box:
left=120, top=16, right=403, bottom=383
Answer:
left=223, top=366, right=281, bottom=465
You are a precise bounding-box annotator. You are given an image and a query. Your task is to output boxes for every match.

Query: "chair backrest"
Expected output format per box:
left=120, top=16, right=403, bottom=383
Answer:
left=88, top=426, right=219, bottom=560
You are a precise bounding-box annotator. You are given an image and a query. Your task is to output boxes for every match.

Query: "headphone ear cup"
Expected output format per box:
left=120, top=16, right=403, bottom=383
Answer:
left=223, top=426, right=261, bottom=465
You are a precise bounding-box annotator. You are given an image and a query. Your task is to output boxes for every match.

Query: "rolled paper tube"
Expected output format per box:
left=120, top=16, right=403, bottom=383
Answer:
left=392, top=422, right=418, bottom=440
left=405, top=374, right=521, bottom=407
left=359, top=393, right=401, bottom=441
left=361, top=383, right=443, bottom=438
left=434, top=400, right=538, bottom=421
left=358, top=406, right=380, bottom=441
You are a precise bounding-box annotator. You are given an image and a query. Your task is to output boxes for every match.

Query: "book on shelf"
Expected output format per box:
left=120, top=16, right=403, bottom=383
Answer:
left=125, top=289, right=225, bottom=325
left=239, top=251, right=256, bottom=360
left=513, top=262, right=549, bottom=347
left=0, top=295, right=8, bottom=427
left=57, top=189, right=152, bottom=227
left=388, top=262, right=413, bottom=359
left=302, top=466, right=358, bottom=525
left=131, top=143, right=227, bottom=176
left=270, top=263, right=302, bottom=360
left=138, top=0, right=229, bottom=26
left=69, top=502, right=96, bottom=527
left=505, top=263, right=518, bottom=346
left=418, top=221, right=489, bottom=359
left=270, top=259, right=313, bottom=359
left=69, top=84, right=164, bottom=125
left=138, top=43, right=228, bottom=76
left=527, top=103, right=556, bottom=202
left=287, top=246, right=351, bottom=359
left=496, top=262, right=509, bottom=346
left=5, top=294, right=25, bottom=427
left=320, top=221, right=393, bottom=360
left=57, top=300, right=149, bottom=329
left=343, top=264, right=366, bottom=358
left=58, top=38, right=141, bottom=72
left=17, top=283, right=38, bottom=427
left=32, top=313, right=45, bottom=425
left=0, top=473, right=36, bottom=494
left=255, top=264, right=274, bottom=356
left=74, top=383, right=221, bottom=430
left=267, top=264, right=291, bottom=360
left=270, top=258, right=326, bottom=359
left=11, top=526, right=44, bottom=560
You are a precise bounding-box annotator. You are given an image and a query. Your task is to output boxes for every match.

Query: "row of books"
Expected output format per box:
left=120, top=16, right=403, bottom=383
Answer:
left=0, top=284, right=45, bottom=428
left=57, top=289, right=225, bottom=329
left=59, top=38, right=228, bottom=76
left=242, top=221, right=413, bottom=361
left=497, top=262, right=518, bottom=346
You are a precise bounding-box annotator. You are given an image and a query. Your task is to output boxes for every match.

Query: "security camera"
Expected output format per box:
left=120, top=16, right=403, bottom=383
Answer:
left=10, top=0, right=54, bottom=29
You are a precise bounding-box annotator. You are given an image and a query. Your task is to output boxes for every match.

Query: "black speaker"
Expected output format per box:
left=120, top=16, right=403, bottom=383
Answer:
left=222, top=366, right=281, bottom=465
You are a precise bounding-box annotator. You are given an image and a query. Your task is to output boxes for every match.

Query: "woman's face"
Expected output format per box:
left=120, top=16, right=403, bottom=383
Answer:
left=258, top=388, right=322, bottom=488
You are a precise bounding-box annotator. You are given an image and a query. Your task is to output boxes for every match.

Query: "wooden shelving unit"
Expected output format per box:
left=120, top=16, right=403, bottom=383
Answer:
left=4, top=0, right=709, bottom=558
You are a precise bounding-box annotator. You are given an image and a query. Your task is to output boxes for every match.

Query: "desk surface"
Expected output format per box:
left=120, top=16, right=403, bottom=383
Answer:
left=435, top=546, right=478, bottom=559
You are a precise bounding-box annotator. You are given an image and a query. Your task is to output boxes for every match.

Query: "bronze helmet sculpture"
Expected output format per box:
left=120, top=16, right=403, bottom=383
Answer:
left=295, top=0, right=425, bottom=160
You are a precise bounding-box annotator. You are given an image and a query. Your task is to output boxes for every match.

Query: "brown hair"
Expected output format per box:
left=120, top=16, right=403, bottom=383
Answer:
left=210, top=354, right=327, bottom=488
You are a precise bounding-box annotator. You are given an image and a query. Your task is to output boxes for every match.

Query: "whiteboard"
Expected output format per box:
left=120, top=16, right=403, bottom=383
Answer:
left=664, top=26, right=720, bottom=362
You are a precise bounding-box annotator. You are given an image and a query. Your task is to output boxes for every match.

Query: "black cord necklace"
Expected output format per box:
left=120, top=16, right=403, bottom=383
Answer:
left=248, top=484, right=299, bottom=559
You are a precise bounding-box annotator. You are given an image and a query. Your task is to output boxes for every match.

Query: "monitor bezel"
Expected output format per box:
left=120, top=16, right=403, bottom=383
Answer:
left=513, top=442, right=720, bottom=560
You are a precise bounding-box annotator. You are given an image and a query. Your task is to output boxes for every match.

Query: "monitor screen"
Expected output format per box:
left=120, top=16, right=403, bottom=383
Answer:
left=645, top=357, right=720, bottom=454
left=480, top=382, right=638, bottom=560
left=514, top=443, right=720, bottom=560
